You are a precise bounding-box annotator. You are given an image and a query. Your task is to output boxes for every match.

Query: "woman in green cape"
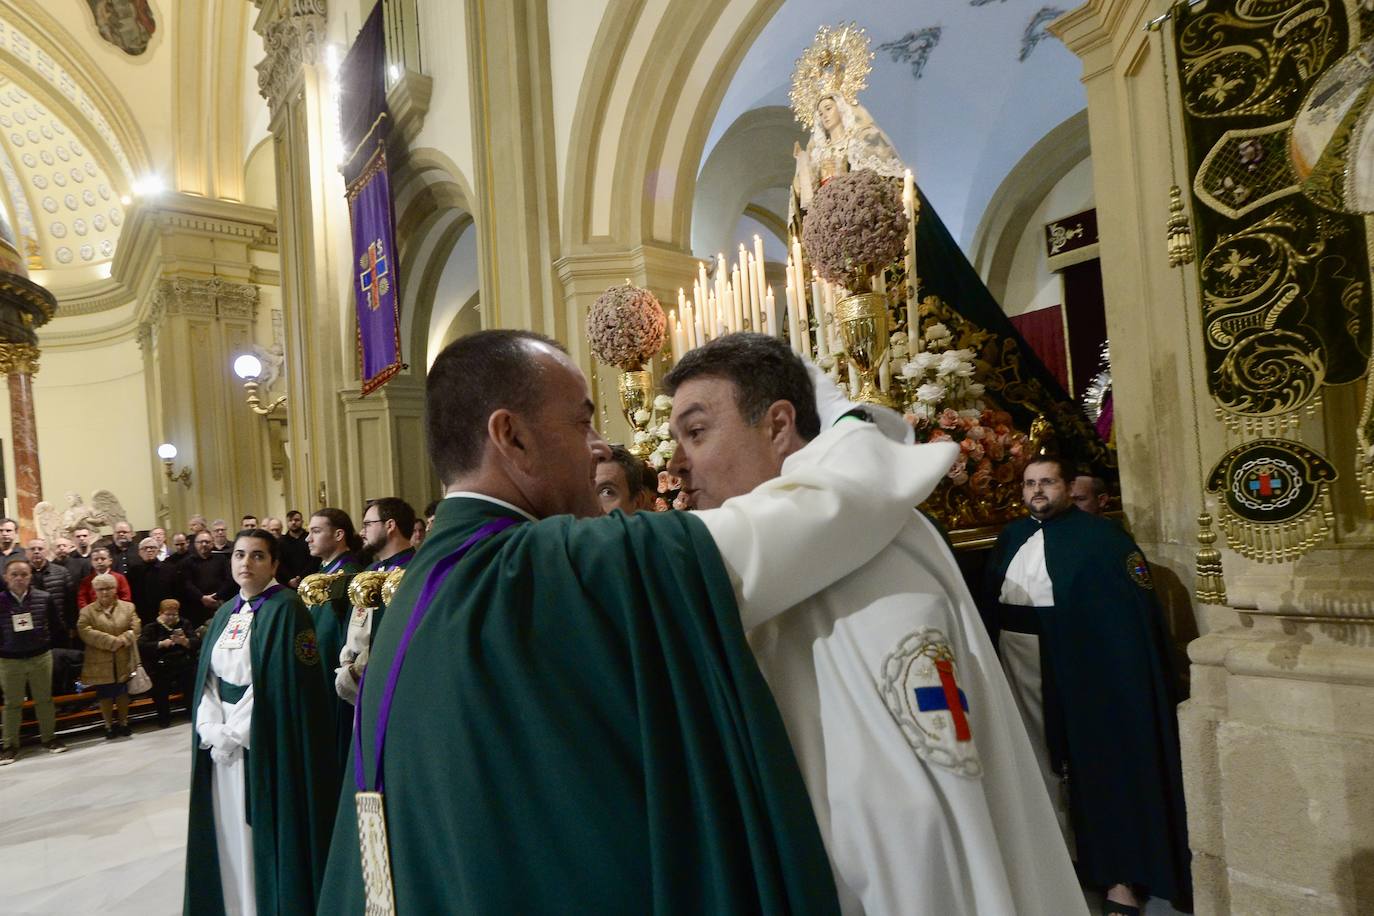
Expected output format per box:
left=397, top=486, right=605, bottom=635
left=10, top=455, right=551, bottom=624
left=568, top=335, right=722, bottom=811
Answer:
left=184, top=529, right=339, bottom=916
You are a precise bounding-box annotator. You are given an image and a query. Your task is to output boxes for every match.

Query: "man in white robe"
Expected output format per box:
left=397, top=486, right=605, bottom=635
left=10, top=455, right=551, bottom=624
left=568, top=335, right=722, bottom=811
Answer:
left=667, top=334, right=1086, bottom=916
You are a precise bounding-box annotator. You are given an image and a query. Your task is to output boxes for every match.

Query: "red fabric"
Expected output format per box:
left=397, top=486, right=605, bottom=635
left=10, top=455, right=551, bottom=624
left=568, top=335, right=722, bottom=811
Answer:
left=934, top=659, right=972, bottom=743
left=1010, top=306, right=1070, bottom=395
left=78, top=571, right=131, bottom=609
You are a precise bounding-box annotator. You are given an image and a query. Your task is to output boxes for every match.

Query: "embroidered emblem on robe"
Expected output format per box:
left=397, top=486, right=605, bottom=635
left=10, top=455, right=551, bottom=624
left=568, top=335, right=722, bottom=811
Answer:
left=1126, top=551, right=1153, bottom=590
left=880, top=628, right=982, bottom=778
left=295, top=629, right=320, bottom=665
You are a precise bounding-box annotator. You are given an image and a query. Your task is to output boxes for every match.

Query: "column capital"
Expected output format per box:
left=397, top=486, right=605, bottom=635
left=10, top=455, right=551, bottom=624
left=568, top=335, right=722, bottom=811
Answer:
left=0, top=342, right=41, bottom=376
left=141, top=276, right=260, bottom=352
left=254, top=0, right=328, bottom=118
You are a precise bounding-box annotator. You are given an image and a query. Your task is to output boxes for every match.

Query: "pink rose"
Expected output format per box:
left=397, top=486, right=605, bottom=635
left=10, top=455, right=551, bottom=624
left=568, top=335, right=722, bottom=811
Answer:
left=959, top=438, right=985, bottom=462
left=985, top=438, right=1005, bottom=461
left=673, top=491, right=691, bottom=511
left=948, top=462, right=970, bottom=485
left=938, top=408, right=960, bottom=429
left=966, top=424, right=987, bottom=440
left=654, top=498, right=669, bottom=512
left=1009, top=441, right=1025, bottom=459
left=970, top=462, right=993, bottom=493
left=929, top=429, right=951, bottom=442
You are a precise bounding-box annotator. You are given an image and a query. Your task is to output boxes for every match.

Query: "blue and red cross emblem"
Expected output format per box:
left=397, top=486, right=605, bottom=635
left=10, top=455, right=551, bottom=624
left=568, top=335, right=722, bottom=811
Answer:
left=913, top=658, right=972, bottom=742
left=358, top=238, right=389, bottom=311
left=1246, top=463, right=1284, bottom=498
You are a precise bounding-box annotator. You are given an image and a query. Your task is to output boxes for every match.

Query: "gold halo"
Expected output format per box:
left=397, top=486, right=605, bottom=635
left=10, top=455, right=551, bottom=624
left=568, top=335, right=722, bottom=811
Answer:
left=789, top=22, right=875, bottom=129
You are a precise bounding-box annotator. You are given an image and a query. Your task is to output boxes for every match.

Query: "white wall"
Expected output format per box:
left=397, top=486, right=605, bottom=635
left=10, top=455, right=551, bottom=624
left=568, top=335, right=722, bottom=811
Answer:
left=1001, top=157, right=1094, bottom=318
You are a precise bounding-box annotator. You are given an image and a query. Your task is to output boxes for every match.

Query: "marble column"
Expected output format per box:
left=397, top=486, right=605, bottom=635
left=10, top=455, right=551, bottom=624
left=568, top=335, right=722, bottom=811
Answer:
left=0, top=344, right=42, bottom=539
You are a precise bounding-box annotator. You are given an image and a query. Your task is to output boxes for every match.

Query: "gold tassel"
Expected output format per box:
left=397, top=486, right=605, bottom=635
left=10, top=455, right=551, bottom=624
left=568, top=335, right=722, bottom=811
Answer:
left=1194, top=510, right=1227, bottom=604
left=1166, top=185, right=1195, bottom=267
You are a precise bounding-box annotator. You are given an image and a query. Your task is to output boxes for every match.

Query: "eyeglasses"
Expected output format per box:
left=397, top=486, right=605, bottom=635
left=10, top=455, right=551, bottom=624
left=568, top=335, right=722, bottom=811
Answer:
left=361, top=519, right=383, bottom=528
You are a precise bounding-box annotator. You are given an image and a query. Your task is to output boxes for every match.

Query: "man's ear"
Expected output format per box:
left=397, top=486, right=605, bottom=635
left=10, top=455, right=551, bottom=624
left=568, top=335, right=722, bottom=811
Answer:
left=764, top=399, right=799, bottom=453
left=488, top=408, right=533, bottom=469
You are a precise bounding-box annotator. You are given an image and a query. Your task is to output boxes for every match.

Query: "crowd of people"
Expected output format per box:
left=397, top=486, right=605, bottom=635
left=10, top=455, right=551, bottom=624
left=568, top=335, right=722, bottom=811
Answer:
left=0, top=501, right=436, bottom=766
left=1, top=330, right=1188, bottom=916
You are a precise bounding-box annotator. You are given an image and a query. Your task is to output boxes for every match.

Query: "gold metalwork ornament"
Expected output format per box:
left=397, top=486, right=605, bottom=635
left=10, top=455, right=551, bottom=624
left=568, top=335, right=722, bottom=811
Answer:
left=299, top=572, right=347, bottom=607
left=1166, top=185, right=1195, bottom=267
left=0, top=343, right=41, bottom=376
left=348, top=570, right=390, bottom=610
left=789, top=22, right=874, bottom=128
left=1194, top=510, right=1228, bottom=604
left=834, top=292, right=896, bottom=408
left=618, top=368, right=656, bottom=460
left=381, top=567, right=406, bottom=606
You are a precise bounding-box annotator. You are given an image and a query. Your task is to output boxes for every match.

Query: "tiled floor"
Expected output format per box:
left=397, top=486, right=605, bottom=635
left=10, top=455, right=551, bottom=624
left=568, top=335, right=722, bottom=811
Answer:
left=0, top=717, right=1190, bottom=915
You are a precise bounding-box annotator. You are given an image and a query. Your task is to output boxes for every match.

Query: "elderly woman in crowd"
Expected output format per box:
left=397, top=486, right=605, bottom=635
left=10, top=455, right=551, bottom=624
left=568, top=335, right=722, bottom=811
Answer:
left=77, top=573, right=141, bottom=739
left=184, top=528, right=338, bottom=916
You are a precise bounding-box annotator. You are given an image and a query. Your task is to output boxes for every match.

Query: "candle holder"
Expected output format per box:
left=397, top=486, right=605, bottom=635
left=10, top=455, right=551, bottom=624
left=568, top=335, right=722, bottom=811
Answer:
left=618, top=366, right=656, bottom=460
left=834, top=292, right=897, bottom=408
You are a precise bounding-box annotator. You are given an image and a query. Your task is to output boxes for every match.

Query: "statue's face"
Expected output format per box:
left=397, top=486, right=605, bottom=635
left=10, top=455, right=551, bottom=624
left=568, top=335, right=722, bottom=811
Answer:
left=817, top=97, right=841, bottom=134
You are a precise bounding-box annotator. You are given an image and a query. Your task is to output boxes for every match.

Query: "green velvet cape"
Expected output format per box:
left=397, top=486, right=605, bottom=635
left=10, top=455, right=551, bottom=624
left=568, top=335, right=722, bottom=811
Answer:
left=183, top=588, right=341, bottom=915
left=984, top=508, right=1192, bottom=909
left=319, top=496, right=839, bottom=914
left=308, top=557, right=361, bottom=774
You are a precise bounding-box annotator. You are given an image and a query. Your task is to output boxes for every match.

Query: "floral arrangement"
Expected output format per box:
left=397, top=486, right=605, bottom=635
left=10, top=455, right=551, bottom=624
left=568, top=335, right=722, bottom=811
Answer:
left=899, top=322, right=986, bottom=422
left=802, top=169, right=908, bottom=291
left=632, top=394, right=678, bottom=470
left=587, top=283, right=667, bottom=370
left=655, top=471, right=690, bottom=511
left=900, top=321, right=1030, bottom=496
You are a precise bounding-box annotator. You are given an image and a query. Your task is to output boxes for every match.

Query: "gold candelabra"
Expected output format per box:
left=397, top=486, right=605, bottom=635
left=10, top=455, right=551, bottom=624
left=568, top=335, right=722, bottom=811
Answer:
left=347, top=570, right=390, bottom=609
left=299, top=571, right=347, bottom=607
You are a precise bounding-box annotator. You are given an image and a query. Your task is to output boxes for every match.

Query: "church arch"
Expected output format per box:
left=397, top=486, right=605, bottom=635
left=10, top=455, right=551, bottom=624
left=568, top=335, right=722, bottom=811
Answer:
left=968, top=110, right=1091, bottom=304
left=563, top=0, right=785, bottom=253
left=390, top=147, right=481, bottom=374
left=690, top=104, right=803, bottom=257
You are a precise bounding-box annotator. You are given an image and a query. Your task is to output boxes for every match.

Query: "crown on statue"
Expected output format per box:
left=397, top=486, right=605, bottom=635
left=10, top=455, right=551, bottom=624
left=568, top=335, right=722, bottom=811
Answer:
left=789, top=22, right=874, bottom=129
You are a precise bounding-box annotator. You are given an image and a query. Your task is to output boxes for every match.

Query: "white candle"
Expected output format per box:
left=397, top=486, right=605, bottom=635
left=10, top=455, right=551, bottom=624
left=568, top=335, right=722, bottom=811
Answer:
left=791, top=236, right=805, bottom=292
left=698, top=261, right=709, bottom=305
left=904, top=169, right=918, bottom=340
left=693, top=303, right=705, bottom=350
left=715, top=254, right=728, bottom=327
left=754, top=253, right=767, bottom=333
left=786, top=278, right=802, bottom=353
left=731, top=265, right=744, bottom=329
left=748, top=256, right=762, bottom=332
left=678, top=288, right=686, bottom=317
left=848, top=362, right=860, bottom=396
left=765, top=286, right=776, bottom=337
left=879, top=351, right=891, bottom=393
left=670, top=313, right=684, bottom=363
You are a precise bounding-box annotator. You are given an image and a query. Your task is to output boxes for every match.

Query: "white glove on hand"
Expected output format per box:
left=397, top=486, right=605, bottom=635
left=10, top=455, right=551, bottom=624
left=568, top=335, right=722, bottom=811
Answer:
left=335, top=663, right=361, bottom=705
left=210, top=743, right=242, bottom=766
left=805, top=357, right=914, bottom=445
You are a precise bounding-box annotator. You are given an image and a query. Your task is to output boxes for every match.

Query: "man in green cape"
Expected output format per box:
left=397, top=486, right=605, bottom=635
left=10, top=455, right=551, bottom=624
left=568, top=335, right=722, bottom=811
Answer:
left=320, top=330, right=942, bottom=914
left=983, top=457, right=1192, bottom=914
left=184, top=532, right=340, bottom=915
left=304, top=509, right=363, bottom=772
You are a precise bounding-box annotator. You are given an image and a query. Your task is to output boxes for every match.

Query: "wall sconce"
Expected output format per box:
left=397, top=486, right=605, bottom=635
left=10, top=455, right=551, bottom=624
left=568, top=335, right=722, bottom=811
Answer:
left=157, top=443, right=192, bottom=487
left=233, top=353, right=287, bottom=416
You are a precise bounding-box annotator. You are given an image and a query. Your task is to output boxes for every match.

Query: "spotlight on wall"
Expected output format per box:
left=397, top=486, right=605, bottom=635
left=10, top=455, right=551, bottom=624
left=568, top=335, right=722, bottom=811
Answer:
left=131, top=175, right=165, bottom=198
left=233, top=353, right=287, bottom=416
left=157, top=443, right=192, bottom=487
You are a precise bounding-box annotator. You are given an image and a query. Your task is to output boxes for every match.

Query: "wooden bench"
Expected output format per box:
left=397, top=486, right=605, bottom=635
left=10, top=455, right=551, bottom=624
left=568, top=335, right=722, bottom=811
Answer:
left=1, top=689, right=189, bottom=739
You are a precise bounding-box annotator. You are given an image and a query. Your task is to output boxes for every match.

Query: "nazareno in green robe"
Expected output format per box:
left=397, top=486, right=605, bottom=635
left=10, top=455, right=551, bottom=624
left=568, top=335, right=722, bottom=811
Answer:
left=308, top=555, right=361, bottom=774
left=319, top=496, right=840, bottom=915
left=184, top=587, right=341, bottom=915
left=983, top=507, right=1193, bottom=910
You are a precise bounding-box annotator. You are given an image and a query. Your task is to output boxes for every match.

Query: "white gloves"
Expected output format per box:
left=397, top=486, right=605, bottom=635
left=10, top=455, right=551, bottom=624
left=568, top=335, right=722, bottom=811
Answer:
left=335, top=662, right=361, bottom=705
left=806, top=358, right=914, bottom=445
left=199, top=722, right=247, bottom=764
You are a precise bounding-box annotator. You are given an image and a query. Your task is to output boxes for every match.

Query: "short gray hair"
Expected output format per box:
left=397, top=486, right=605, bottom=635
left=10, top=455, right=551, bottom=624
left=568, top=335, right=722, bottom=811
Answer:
left=91, top=573, right=117, bottom=590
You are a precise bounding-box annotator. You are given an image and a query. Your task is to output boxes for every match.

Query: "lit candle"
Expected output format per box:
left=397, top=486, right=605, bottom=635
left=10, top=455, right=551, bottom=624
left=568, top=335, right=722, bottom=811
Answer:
left=670, top=312, right=683, bottom=363
left=715, top=254, right=728, bottom=328
left=675, top=321, right=687, bottom=363
left=698, top=261, right=709, bottom=305
left=809, top=272, right=823, bottom=358
left=731, top=264, right=744, bottom=329
left=693, top=302, right=705, bottom=350
left=785, top=276, right=802, bottom=354
left=879, top=351, right=891, bottom=393
left=791, top=235, right=805, bottom=291
left=678, top=288, right=686, bottom=316
left=765, top=286, right=776, bottom=337
left=748, top=255, right=763, bottom=332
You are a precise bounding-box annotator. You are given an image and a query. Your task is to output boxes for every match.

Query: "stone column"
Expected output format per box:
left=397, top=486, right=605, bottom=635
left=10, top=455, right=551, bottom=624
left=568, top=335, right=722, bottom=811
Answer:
left=255, top=0, right=354, bottom=512
left=0, top=344, right=42, bottom=538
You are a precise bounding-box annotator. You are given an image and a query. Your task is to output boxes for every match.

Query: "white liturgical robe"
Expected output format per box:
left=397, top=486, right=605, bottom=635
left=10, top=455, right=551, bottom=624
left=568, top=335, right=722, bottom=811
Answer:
left=700, top=422, right=1086, bottom=916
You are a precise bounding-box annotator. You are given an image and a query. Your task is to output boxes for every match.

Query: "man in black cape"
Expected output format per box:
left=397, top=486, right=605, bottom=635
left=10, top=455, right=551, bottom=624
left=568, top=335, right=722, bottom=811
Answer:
left=983, top=456, right=1192, bottom=914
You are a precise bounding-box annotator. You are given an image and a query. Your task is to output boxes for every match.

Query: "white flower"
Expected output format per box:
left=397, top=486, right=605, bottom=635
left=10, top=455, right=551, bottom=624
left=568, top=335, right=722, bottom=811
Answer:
left=916, top=382, right=947, bottom=404
left=633, top=429, right=653, bottom=446
left=633, top=409, right=651, bottom=424
left=655, top=421, right=672, bottom=440
left=910, top=402, right=935, bottom=421
left=655, top=439, right=676, bottom=460
left=936, top=352, right=972, bottom=377
left=889, top=340, right=908, bottom=360
left=653, top=394, right=673, bottom=412
left=966, top=382, right=986, bottom=397
left=924, top=322, right=951, bottom=342
left=907, top=351, right=939, bottom=373
left=648, top=451, right=666, bottom=469
left=958, top=408, right=981, bottom=419
left=819, top=354, right=837, bottom=370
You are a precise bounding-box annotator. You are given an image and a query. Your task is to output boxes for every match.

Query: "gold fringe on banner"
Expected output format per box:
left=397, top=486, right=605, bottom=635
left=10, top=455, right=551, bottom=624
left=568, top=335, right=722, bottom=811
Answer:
left=1166, top=186, right=1195, bottom=267
left=1214, top=491, right=1336, bottom=564
left=1194, top=509, right=1227, bottom=604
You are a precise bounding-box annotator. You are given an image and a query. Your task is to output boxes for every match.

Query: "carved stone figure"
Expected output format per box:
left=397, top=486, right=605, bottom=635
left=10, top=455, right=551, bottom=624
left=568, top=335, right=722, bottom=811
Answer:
left=33, top=489, right=130, bottom=542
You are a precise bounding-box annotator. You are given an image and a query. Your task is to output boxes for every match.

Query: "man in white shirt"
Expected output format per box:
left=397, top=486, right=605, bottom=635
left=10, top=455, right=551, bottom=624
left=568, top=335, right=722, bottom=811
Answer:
left=666, top=333, right=1084, bottom=916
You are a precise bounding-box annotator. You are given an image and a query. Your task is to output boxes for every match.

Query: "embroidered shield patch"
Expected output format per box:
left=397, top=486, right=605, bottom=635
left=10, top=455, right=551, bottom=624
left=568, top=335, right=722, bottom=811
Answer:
left=1126, top=551, right=1153, bottom=590
left=880, top=628, right=981, bottom=778
left=295, top=629, right=320, bottom=666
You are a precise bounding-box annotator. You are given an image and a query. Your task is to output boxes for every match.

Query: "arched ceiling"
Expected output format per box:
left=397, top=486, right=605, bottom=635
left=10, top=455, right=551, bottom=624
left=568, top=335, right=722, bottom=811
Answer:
left=702, top=0, right=1087, bottom=249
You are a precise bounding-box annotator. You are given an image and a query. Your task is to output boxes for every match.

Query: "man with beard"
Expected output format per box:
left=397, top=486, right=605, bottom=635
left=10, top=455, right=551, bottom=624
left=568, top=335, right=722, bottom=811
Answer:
left=983, top=458, right=1192, bottom=914
left=109, top=521, right=139, bottom=575
left=334, top=499, right=415, bottom=705
left=665, top=334, right=1085, bottom=916
left=320, top=330, right=943, bottom=914
left=278, top=509, right=318, bottom=588
left=181, top=532, right=233, bottom=625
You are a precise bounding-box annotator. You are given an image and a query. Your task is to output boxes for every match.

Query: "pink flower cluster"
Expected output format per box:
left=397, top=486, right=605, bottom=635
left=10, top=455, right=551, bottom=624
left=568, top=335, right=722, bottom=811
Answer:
left=802, top=169, right=908, bottom=291
left=918, top=409, right=1030, bottom=494
left=587, top=284, right=667, bottom=369
left=655, top=471, right=689, bottom=511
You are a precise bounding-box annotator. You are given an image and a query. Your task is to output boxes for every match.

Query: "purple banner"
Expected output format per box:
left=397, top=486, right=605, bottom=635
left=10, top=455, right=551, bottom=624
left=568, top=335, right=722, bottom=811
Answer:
left=347, top=146, right=404, bottom=395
